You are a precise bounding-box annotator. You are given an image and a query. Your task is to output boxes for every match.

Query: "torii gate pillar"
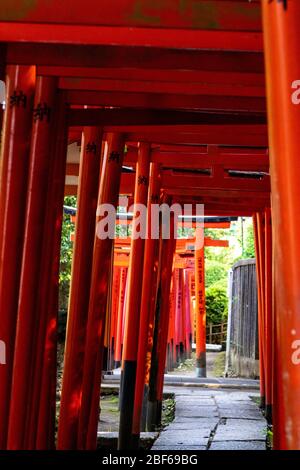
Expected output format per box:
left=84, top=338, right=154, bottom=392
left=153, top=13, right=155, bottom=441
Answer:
left=262, top=0, right=300, bottom=449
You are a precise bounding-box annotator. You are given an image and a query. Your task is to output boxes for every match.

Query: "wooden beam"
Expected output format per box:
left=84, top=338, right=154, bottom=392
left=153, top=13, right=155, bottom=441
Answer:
left=6, top=44, right=264, bottom=74
left=68, top=108, right=266, bottom=127
left=0, top=1, right=262, bottom=31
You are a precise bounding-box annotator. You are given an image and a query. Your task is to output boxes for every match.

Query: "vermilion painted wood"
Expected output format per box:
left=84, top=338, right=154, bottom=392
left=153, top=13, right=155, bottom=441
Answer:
left=0, top=0, right=290, bottom=451
left=7, top=76, right=57, bottom=450
left=61, top=77, right=265, bottom=99
left=257, top=212, right=266, bottom=405
left=174, top=269, right=182, bottom=352
left=114, top=268, right=128, bottom=365
left=118, top=143, right=151, bottom=449
left=34, top=92, right=69, bottom=449
left=0, top=1, right=262, bottom=31
left=68, top=108, right=266, bottom=128
left=68, top=146, right=269, bottom=173
left=0, top=65, right=35, bottom=450
left=188, top=272, right=195, bottom=350
left=115, top=236, right=229, bottom=250
left=57, top=127, right=103, bottom=450
left=183, top=269, right=192, bottom=357
left=253, top=214, right=265, bottom=409
left=155, top=222, right=177, bottom=403
left=66, top=168, right=270, bottom=197
left=194, top=232, right=206, bottom=377
left=77, top=133, right=125, bottom=450
left=133, top=163, right=161, bottom=438
left=181, top=270, right=188, bottom=357
left=262, top=0, right=300, bottom=449
left=110, top=267, right=121, bottom=367
left=7, top=44, right=264, bottom=74
left=0, top=24, right=263, bottom=50
left=113, top=239, right=229, bottom=270
left=264, top=207, right=273, bottom=422
left=40, top=67, right=265, bottom=86
left=67, top=90, right=266, bottom=113
left=163, top=172, right=270, bottom=193
left=143, top=234, right=162, bottom=401
left=64, top=184, right=269, bottom=214
left=167, top=273, right=176, bottom=368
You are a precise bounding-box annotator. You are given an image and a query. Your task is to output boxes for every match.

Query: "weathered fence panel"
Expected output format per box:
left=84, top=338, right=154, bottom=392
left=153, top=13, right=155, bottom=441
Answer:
left=225, top=259, right=259, bottom=378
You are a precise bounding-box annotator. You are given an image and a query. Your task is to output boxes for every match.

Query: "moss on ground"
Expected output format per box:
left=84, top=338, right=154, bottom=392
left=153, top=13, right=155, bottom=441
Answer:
left=212, top=351, right=226, bottom=377
left=161, top=398, right=176, bottom=428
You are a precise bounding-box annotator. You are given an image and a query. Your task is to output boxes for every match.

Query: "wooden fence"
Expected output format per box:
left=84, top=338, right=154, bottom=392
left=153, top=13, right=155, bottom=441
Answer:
left=206, top=322, right=227, bottom=347
left=225, top=259, right=259, bottom=378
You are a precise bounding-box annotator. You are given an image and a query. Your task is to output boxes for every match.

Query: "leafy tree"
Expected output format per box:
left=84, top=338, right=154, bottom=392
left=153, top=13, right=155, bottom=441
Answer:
left=243, top=221, right=255, bottom=258
left=205, top=286, right=228, bottom=324
left=59, top=196, right=76, bottom=310
left=205, top=259, right=228, bottom=288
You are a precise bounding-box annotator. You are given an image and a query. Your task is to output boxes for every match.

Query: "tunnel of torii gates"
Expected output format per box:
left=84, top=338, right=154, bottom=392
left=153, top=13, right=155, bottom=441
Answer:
left=0, top=0, right=299, bottom=452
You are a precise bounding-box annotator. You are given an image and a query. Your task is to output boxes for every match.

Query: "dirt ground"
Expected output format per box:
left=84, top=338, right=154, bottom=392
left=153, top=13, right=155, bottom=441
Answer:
left=167, top=351, right=226, bottom=378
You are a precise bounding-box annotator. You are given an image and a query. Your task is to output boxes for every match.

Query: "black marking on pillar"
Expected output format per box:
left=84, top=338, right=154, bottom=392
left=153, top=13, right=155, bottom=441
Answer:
left=180, top=342, right=185, bottom=362
left=118, top=369, right=124, bottom=411
left=148, top=286, right=161, bottom=404
left=114, top=360, right=121, bottom=369
left=140, top=384, right=149, bottom=432
left=170, top=339, right=174, bottom=370
left=102, top=346, right=108, bottom=373
left=176, top=344, right=180, bottom=364
left=131, top=434, right=140, bottom=449
left=167, top=343, right=173, bottom=371
left=118, top=360, right=137, bottom=450
left=265, top=404, right=273, bottom=425
left=147, top=400, right=158, bottom=432
left=260, top=395, right=266, bottom=410
left=156, top=400, right=162, bottom=426
left=110, top=337, right=115, bottom=371
left=268, top=0, right=288, bottom=11
left=196, top=351, right=207, bottom=377
left=197, top=351, right=206, bottom=368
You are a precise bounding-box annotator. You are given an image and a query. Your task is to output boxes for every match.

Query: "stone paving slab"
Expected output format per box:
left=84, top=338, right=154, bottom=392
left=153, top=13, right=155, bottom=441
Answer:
left=154, top=430, right=209, bottom=447
left=214, top=394, right=254, bottom=403
left=175, top=402, right=217, bottom=410
left=218, top=407, right=263, bottom=420
left=210, top=441, right=266, bottom=450
left=168, top=418, right=219, bottom=430
left=151, top=389, right=266, bottom=451
left=152, top=445, right=207, bottom=451
left=213, top=419, right=266, bottom=442
left=176, top=395, right=214, bottom=400
left=176, top=406, right=219, bottom=418
left=176, top=399, right=215, bottom=407
left=165, top=426, right=212, bottom=437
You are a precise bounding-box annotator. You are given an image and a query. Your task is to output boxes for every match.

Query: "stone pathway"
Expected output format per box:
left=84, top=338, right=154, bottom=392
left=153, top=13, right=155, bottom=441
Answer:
left=152, top=388, right=266, bottom=451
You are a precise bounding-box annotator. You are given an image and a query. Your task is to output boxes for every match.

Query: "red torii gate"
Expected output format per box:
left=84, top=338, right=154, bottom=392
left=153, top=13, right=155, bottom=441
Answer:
left=0, top=0, right=299, bottom=452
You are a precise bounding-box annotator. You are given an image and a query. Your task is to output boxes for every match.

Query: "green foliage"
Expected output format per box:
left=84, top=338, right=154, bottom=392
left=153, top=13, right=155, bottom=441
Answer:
left=205, top=260, right=228, bottom=288
left=161, top=398, right=175, bottom=428
left=59, top=196, right=76, bottom=310
left=243, top=222, right=255, bottom=258
left=205, top=286, right=228, bottom=324
left=209, top=277, right=228, bottom=291
left=115, top=223, right=130, bottom=238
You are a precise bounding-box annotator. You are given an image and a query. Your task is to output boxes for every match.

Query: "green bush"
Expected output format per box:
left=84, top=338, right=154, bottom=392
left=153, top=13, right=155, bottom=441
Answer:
left=205, top=286, right=228, bottom=325
left=209, top=277, right=228, bottom=291
left=205, top=260, right=228, bottom=288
